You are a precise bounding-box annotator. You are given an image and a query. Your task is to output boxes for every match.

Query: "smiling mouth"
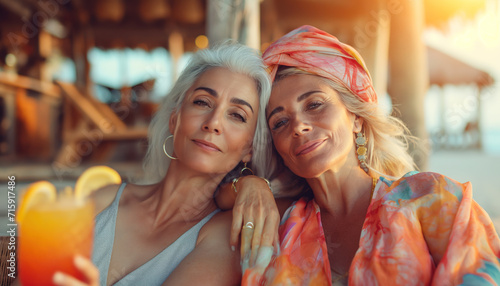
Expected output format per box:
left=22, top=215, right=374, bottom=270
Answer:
left=295, top=139, right=327, bottom=156
left=193, top=140, right=221, bottom=152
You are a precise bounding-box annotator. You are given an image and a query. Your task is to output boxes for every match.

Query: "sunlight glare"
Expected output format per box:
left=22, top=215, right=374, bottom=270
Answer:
left=477, top=12, right=500, bottom=47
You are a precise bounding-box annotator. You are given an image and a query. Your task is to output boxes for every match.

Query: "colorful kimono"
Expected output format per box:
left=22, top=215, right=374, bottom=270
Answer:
left=243, top=172, right=500, bottom=285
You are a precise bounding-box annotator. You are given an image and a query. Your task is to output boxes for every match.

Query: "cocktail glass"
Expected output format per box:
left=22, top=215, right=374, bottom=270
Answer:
left=19, top=197, right=94, bottom=286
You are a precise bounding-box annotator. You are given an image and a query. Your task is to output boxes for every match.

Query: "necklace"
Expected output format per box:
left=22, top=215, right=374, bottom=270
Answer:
left=331, top=177, right=377, bottom=284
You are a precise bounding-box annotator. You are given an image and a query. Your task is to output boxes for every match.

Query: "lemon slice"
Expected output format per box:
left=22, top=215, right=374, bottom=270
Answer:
left=74, top=166, right=121, bottom=200
left=17, top=181, right=57, bottom=223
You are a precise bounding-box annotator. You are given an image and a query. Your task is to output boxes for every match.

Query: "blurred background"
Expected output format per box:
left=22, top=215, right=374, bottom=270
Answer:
left=0, top=0, right=499, bottom=233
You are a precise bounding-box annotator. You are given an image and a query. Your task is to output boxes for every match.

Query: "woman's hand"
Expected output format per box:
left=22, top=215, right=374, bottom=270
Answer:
left=229, top=175, right=280, bottom=271
left=53, top=255, right=99, bottom=286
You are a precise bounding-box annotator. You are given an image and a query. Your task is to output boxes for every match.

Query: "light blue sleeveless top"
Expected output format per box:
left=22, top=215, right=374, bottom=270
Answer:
left=92, top=183, right=220, bottom=286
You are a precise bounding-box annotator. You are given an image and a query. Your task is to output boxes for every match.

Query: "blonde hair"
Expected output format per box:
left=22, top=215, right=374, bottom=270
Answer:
left=271, top=68, right=416, bottom=183
left=143, top=42, right=272, bottom=183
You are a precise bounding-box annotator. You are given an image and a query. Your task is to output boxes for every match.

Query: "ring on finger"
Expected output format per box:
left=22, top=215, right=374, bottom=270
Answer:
left=243, top=221, right=254, bottom=229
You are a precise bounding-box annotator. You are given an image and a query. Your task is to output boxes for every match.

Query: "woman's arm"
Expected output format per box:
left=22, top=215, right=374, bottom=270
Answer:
left=215, top=175, right=271, bottom=211
left=216, top=175, right=280, bottom=268
left=362, top=172, right=500, bottom=284
left=423, top=178, right=500, bottom=284
left=161, top=212, right=241, bottom=286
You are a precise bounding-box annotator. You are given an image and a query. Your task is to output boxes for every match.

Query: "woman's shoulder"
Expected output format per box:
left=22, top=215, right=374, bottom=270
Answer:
left=196, top=211, right=232, bottom=245
left=382, top=171, right=454, bottom=184
left=90, top=182, right=160, bottom=216
left=89, top=183, right=123, bottom=216
left=377, top=171, right=470, bottom=203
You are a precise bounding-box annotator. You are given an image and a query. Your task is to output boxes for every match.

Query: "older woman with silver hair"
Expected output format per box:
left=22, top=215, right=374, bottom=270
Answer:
left=50, top=42, right=272, bottom=286
left=220, top=26, right=500, bottom=286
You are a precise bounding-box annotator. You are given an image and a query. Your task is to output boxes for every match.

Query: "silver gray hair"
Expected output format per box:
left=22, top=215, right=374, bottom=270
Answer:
left=143, top=42, right=272, bottom=183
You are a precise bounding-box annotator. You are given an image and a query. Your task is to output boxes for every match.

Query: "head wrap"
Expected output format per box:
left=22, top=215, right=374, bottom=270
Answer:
left=262, top=25, right=377, bottom=103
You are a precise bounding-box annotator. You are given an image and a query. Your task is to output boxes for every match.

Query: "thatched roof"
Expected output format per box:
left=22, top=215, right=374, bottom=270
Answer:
left=427, top=46, right=495, bottom=87
left=1, top=0, right=489, bottom=53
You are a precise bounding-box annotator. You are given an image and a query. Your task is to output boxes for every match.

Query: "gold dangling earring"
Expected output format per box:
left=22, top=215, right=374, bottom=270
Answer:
left=240, top=162, right=254, bottom=176
left=355, top=132, right=369, bottom=173
left=163, top=135, right=178, bottom=160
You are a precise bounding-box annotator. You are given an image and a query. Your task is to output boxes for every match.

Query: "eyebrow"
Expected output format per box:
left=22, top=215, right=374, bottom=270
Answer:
left=266, top=106, right=283, bottom=122
left=194, top=87, right=217, bottom=96
left=194, top=86, right=254, bottom=113
left=231, top=98, right=254, bottom=113
left=266, top=90, right=321, bottom=122
left=297, top=90, right=321, bottom=102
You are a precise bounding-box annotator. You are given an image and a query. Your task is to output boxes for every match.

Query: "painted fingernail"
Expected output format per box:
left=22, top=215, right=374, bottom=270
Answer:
left=255, top=246, right=273, bottom=267
left=53, top=272, right=65, bottom=284
left=231, top=245, right=236, bottom=252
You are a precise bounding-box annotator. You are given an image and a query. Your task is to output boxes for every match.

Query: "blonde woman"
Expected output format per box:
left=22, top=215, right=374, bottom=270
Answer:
left=222, top=26, right=500, bottom=285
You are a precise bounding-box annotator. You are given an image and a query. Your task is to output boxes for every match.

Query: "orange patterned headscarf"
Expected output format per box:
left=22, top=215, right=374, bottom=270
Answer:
left=263, top=25, right=377, bottom=103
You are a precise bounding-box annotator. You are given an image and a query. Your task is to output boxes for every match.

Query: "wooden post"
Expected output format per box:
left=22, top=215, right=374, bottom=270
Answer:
left=72, top=27, right=91, bottom=92
left=0, top=85, right=16, bottom=159
left=476, top=86, right=483, bottom=149
left=206, top=0, right=260, bottom=49
left=39, top=30, right=52, bottom=82
left=388, top=0, right=429, bottom=170
left=169, top=31, right=184, bottom=81
left=439, top=87, right=446, bottom=137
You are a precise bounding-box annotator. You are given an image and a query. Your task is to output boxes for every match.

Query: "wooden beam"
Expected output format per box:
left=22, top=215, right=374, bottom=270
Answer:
left=0, top=72, right=60, bottom=98
left=0, top=0, right=32, bottom=18
left=56, top=81, right=119, bottom=133
left=74, top=128, right=148, bottom=141
left=207, top=0, right=260, bottom=49
left=89, top=23, right=204, bottom=50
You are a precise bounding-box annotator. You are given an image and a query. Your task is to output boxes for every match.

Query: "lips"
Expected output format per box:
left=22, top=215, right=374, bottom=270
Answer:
left=295, top=138, right=327, bottom=156
left=192, top=139, right=222, bottom=152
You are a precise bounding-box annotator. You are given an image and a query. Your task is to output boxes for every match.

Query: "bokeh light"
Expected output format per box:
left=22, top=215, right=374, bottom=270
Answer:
left=195, top=35, right=209, bottom=49
left=5, top=53, right=16, bottom=67
left=478, top=12, right=500, bottom=47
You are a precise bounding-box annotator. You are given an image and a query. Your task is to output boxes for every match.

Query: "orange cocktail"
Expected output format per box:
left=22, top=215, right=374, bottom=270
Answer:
left=19, top=198, right=94, bottom=286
